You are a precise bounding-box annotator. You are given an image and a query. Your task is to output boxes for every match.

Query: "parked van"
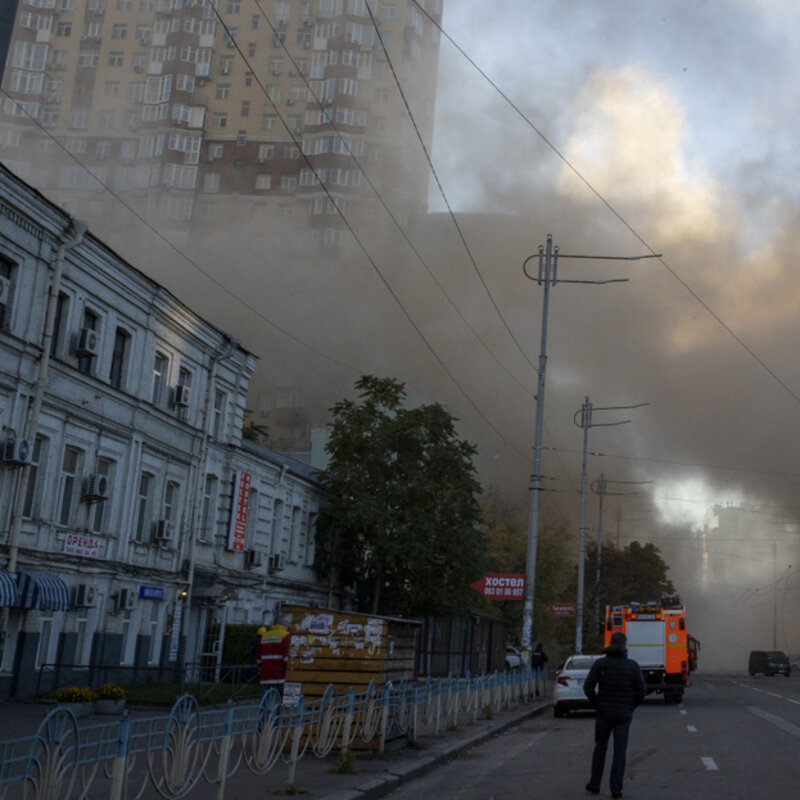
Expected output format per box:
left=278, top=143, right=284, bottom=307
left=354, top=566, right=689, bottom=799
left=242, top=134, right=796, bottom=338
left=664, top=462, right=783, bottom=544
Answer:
left=749, top=650, right=791, bottom=676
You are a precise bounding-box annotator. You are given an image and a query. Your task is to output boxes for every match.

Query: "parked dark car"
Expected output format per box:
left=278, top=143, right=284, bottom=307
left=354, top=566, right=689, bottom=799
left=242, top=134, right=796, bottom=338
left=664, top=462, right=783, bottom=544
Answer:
left=749, top=650, right=791, bottom=676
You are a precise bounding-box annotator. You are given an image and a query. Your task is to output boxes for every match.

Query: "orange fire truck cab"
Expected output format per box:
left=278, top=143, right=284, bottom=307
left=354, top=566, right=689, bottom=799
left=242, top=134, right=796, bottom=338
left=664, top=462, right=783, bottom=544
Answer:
left=604, top=594, right=691, bottom=704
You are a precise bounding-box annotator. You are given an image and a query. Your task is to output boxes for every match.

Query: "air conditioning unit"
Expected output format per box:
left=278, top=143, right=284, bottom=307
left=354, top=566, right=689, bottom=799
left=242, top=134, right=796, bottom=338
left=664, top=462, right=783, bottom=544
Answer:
left=220, top=67, right=230, bottom=74
left=268, top=553, right=285, bottom=571
left=3, top=438, right=32, bottom=466
left=173, top=385, right=191, bottom=407
left=303, top=18, right=313, bottom=26
left=246, top=549, right=263, bottom=568
left=86, top=473, right=110, bottom=501
left=154, top=519, right=173, bottom=542
left=0, top=276, right=10, bottom=305
left=256, top=157, right=265, bottom=164
left=116, top=588, right=136, bottom=611
left=286, top=98, right=294, bottom=105
left=74, top=583, right=97, bottom=607
left=75, top=327, right=100, bottom=358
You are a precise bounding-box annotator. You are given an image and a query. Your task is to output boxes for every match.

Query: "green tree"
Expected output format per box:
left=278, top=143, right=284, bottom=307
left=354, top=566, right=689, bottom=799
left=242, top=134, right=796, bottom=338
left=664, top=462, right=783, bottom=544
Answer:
left=317, top=376, right=485, bottom=617
left=480, top=489, right=573, bottom=645
left=580, top=539, right=675, bottom=651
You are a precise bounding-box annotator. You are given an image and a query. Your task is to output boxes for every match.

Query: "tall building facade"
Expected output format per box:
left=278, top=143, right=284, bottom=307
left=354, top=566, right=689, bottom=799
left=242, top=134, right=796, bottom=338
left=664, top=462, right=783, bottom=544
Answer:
left=1, top=0, right=444, bottom=458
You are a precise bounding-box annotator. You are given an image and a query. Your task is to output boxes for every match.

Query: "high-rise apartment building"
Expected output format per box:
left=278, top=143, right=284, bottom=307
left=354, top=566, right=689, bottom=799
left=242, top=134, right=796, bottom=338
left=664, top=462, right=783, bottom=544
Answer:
left=1, top=0, right=444, bottom=459
left=1, top=0, right=441, bottom=233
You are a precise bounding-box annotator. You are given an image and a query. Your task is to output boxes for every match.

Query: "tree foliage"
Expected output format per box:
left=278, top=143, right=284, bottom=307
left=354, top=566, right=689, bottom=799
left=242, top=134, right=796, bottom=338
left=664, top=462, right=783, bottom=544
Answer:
left=580, top=539, right=676, bottom=652
left=480, top=489, right=573, bottom=644
left=317, top=376, right=485, bottom=617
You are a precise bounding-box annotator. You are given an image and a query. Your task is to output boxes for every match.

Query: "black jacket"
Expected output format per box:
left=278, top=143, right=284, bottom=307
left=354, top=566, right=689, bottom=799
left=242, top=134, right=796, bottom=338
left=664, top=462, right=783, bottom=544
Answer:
left=583, top=647, right=646, bottom=722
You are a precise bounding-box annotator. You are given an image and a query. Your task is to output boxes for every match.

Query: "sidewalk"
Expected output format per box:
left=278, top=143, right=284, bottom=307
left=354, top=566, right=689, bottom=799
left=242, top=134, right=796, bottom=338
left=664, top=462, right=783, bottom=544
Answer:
left=0, top=695, right=550, bottom=800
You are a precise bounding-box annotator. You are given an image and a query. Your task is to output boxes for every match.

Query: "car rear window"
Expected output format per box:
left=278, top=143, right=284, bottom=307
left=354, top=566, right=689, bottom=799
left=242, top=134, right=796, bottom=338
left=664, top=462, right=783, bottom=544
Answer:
left=568, top=657, right=598, bottom=670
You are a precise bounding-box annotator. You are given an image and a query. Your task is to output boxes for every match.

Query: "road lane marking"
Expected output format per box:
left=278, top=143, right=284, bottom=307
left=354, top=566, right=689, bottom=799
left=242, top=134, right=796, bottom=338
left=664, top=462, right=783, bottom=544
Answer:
left=701, top=757, right=719, bottom=771
left=787, top=699, right=800, bottom=706
left=747, top=706, right=800, bottom=738
left=687, top=725, right=697, bottom=732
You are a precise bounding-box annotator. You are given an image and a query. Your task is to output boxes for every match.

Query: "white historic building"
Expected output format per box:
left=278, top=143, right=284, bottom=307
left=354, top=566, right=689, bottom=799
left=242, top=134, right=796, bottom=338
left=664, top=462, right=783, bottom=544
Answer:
left=0, top=164, right=329, bottom=698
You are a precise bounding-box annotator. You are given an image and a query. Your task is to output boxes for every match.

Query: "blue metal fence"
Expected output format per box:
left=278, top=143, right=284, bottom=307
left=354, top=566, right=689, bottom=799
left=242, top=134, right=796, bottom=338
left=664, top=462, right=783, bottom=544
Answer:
left=0, top=667, right=547, bottom=800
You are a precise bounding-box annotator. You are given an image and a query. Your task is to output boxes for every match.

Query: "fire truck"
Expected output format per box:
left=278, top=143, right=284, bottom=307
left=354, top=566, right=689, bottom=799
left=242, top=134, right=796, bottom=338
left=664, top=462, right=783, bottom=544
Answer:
left=604, top=594, right=691, bottom=704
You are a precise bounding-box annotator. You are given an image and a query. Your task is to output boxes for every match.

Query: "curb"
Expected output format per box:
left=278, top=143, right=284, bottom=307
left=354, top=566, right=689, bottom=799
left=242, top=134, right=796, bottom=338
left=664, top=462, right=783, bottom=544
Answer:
left=319, top=701, right=549, bottom=800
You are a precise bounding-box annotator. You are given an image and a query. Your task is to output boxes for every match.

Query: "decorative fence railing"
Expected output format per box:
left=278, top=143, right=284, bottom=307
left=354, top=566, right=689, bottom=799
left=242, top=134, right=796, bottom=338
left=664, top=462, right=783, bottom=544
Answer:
left=0, top=667, right=547, bottom=800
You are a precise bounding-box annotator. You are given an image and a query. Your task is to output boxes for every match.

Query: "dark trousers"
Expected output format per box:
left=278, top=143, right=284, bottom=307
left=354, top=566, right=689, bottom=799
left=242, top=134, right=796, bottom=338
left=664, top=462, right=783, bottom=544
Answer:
left=589, top=714, right=631, bottom=794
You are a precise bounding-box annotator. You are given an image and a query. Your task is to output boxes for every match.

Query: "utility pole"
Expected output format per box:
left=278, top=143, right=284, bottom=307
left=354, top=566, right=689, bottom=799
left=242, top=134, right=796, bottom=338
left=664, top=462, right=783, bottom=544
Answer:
left=520, top=239, right=660, bottom=657
left=590, top=475, right=652, bottom=636
left=574, top=398, right=648, bottom=654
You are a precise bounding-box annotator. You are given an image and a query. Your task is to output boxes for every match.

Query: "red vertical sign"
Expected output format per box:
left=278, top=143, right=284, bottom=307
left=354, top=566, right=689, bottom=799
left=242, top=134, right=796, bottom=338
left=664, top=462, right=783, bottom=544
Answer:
left=227, top=470, right=251, bottom=552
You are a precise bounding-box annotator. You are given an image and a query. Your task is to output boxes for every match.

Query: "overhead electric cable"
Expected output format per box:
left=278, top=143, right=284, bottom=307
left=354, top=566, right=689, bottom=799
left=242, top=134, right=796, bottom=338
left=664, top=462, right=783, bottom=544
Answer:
left=364, top=0, right=540, bottom=378
left=0, top=90, right=361, bottom=375
left=249, top=0, right=538, bottom=402
left=412, top=0, right=800, bottom=409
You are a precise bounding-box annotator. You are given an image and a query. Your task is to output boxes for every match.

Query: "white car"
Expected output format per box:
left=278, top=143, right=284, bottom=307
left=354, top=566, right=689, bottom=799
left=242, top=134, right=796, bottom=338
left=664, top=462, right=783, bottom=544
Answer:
left=553, top=654, right=603, bottom=717
left=505, top=645, right=528, bottom=670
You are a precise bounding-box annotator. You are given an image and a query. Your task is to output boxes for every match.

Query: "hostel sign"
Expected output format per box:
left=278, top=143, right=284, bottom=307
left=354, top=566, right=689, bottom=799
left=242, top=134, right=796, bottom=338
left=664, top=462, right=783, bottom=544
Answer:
left=469, top=573, right=525, bottom=601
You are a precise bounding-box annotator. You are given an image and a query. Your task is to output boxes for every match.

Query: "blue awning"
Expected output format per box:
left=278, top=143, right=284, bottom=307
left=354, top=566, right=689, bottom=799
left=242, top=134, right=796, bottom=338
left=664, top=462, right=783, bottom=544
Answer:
left=16, top=572, right=70, bottom=611
left=0, top=569, right=17, bottom=608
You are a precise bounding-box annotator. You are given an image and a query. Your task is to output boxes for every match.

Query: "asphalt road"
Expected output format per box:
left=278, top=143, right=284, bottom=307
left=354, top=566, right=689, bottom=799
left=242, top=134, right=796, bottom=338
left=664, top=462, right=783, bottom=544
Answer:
left=383, top=674, right=800, bottom=799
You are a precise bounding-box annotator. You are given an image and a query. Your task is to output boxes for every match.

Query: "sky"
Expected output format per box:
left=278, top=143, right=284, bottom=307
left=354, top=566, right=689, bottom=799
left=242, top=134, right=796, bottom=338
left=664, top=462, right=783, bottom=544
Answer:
left=6, top=0, right=800, bottom=665
left=417, top=0, right=800, bottom=664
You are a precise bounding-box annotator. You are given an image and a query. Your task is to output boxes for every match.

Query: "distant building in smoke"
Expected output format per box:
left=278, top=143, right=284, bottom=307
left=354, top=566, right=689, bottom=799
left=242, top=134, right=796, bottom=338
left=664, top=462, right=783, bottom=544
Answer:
left=0, top=0, right=444, bottom=459
left=700, top=504, right=794, bottom=588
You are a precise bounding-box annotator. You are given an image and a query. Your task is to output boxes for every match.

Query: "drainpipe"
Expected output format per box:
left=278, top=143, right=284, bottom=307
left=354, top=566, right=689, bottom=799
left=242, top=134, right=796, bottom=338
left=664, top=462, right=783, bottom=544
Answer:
left=1, top=220, right=87, bottom=657
left=177, top=336, right=239, bottom=690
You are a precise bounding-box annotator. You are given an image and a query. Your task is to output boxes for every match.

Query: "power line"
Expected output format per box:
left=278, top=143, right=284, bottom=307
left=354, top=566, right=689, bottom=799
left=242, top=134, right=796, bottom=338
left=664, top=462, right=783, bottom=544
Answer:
left=413, top=0, right=800, bottom=411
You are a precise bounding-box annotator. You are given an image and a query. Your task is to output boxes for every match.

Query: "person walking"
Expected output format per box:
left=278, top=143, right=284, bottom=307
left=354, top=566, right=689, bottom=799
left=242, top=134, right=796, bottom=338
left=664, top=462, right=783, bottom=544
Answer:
left=583, top=632, right=646, bottom=798
left=258, top=618, right=291, bottom=699
left=530, top=643, right=549, bottom=697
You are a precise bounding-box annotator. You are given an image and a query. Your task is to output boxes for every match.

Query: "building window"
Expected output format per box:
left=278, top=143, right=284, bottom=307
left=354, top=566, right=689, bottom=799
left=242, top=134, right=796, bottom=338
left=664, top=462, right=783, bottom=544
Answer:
left=216, top=83, right=231, bottom=100
left=245, top=487, right=259, bottom=549
left=36, top=614, right=54, bottom=669
left=163, top=480, right=179, bottom=525
left=109, top=327, right=130, bottom=389
left=22, top=436, right=48, bottom=519
left=74, top=608, right=90, bottom=666
left=212, top=390, right=227, bottom=439
left=305, top=512, right=317, bottom=566
left=90, top=457, right=113, bottom=533
left=199, top=475, right=217, bottom=543
left=175, top=367, right=192, bottom=420
left=270, top=498, right=283, bottom=555
left=108, top=51, right=124, bottom=67
left=77, top=307, right=99, bottom=375
left=0, top=255, right=14, bottom=328
left=111, top=23, right=127, bottom=38
left=120, top=609, right=133, bottom=665
left=152, top=351, right=168, bottom=407
left=134, top=472, right=152, bottom=543
left=147, top=603, right=161, bottom=664
left=290, top=505, right=302, bottom=562
left=57, top=446, right=81, bottom=526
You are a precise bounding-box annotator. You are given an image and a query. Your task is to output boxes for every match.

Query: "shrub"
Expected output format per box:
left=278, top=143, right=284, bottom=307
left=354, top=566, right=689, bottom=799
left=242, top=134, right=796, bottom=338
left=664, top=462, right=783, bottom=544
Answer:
left=55, top=686, right=97, bottom=703
left=98, top=683, right=126, bottom=700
